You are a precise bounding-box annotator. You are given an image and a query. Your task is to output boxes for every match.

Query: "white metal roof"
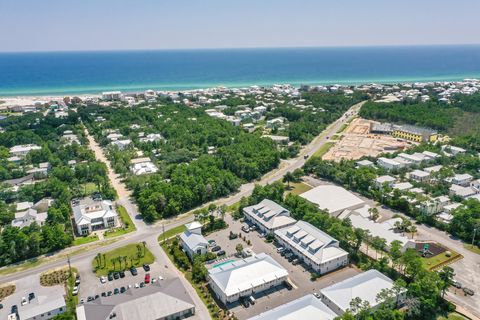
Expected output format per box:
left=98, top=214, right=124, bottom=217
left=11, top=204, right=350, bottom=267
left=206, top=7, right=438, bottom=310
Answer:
left=300, top=185, right=364, bottom=215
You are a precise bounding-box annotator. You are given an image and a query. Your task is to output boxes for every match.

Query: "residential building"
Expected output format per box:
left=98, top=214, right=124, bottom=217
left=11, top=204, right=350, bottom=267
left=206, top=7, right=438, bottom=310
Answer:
left=130, top=157, right=158, bottom=175
left=179, top=222, right=208, bottom=260
left=208, top=253, right=288, bottom=304
left=349, top=213, right=415, bottom=251
left=248, top=294, right=337, bottom=320
left=356, top=159, right=374, bottom=168
left=111, top=139, right=132, bottom=150
left=243, top=199, right=296, bottom=234
left=320, top=269, right=403, bottom=315
left=449, top=184, right=476, bottom=198
left=139, top=133, right=164, bottom=143
left=300, top=185, right=365, bottom=217
left=392, top=182, right=413, bottom=191
left=377, top=157, right=403, bottom=170
left=76, top=279, right=195, bottom=320
left=72, top=197, right=118, bottom=235
left=398, top=153, right=424, bottom=164
left=392, top=125, right=438, bottom=143
left=101, top=91, right=123, bottom=101
left=451, top=173, right=473, bottom=187
left=442, top=145, right=466, bottom=156
left=408, top=169, right=430, bottom=183
left=275, top=221, right=348, bottom=274
left=9, top=144, right=41, bottom=157
left=17, top=294, right=66, bottom=320
left=375, top=175, right=396, bottom=188
left=424, top=165, right=443, bottom=173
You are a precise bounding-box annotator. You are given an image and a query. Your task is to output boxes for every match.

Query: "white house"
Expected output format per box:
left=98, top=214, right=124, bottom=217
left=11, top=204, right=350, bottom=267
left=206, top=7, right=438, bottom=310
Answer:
left=72, top=197, right=118, bottom=235
left=451, top=173, right=473, bottom=187
left=377, top=157, right=403, bottom=170
left=320, top=269, right=403, bottom=315
left=275, top=221, right=348, bottom=274
left=179, top=222, right=208, bottom=260
left=17, top=294, right=66, bottom=320
left=130, top=157, right=158, bottom=175
left=408, top=169, right=430, bottom=183
left=139, top=133, right=164, bottom=143
left=11, top=199, right=52, bottom=228
left=449, top=184, right=476, bottom=198
left=111, top=139, right=132, bottom=150
left=243, top=199, right=296, bottom=234
left=208, top=253, right=288, bottom=304
left=9, top=144, right=41, bottom=157
left=375, top=175, right=396, bottom=188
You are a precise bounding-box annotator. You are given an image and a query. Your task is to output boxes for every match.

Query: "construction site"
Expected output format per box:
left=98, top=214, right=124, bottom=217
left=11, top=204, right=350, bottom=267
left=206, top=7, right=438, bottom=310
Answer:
left=323, top=118, right=413, bottom=161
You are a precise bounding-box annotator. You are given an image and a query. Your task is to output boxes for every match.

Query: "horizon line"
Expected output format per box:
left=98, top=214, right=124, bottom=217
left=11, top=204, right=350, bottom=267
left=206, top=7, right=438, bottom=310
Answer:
left=1, top=43, right=480, bottom=54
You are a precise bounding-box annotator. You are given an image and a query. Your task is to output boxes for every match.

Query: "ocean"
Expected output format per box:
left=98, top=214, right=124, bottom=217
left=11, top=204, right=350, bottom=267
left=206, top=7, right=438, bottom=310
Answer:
left=1, top=45, right=480, bottom=96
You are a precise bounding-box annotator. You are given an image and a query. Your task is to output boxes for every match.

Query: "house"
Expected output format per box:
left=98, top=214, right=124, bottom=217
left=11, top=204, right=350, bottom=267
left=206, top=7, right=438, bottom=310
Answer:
left=62, top=133, right=80, bottom=145
left=417, top=195, right=450, bottom=215
left=442, top=145, right=466, bottom=156
left=356, top=159, right=374, bottom=168
left=208, top=253, right=288, bottom=304
left=179, top=222, right=208, bottom=260
left=320, top=270, right=403, bottom=315
left=392, top=182, right=413, bottom=192
left=300, top=185, right=365, bottom=217
left=17, top=294, right=66, bottom=320
left=130, top=157, right=158, bottom=175
left=106, top=133, right=123, bottom=141
left=424, top=165, right=443, bottom=173
left=398, top=153, right=424, bottom=165
left=72, top=197, right=118, bottom=235
left=11, top=199, right=52, bottom=228
left=111, top=139, right=132, bottom=150
left=421, top=151, right=440, bottom=161
left=76, top=279, right=195, bottom=320
left=248, top=294, right=337, bottom=320
left=408, top=170, right=430, bottom=183
left=375, top=175, right=396, bottom=188
left=139, top=133, right=164, bottom=143
left=102, top=91, right=123, bottom=101
left=9, top=144, right=41, bottom=157
left=349, top=213, right=415, bottom=251
left=26, top=162, right=51, bottom=177
left=377, top=157, right=403, bottom=170
left=451, top=173, right=473, bottom=187
left=275, top=221, right=348, bottom=274
left=449, top=185, right=476, bottom=198
left=243, top=199, right=296, bottom=234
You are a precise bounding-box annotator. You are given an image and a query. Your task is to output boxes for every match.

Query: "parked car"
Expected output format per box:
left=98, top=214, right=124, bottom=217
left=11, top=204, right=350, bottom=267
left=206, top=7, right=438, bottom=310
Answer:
left=21, top=297, right=27, bottom=306
left=452, top=280, right=462, bottom=289
left=158, top=275, right=164, bottom=281
left=75, top=278, right=80, bottom=286
left=0, top=303, right=3, bottom=309
left=140, top=282, right=145, bottom=288
left=241, top=225, right=250, bottom=233
left=143, top=264, right=150, bottom=272
left=249, top=225, right=257, bottom=232
left=313, top=292, right=321, bottom=299
left=108, top=273, right=114, bottom=281
left=211, top=246, right=221, bottom=252
left=11, top=305, right=18, bottom=314
left=208, top=240, right=217, bottom=247
left=113, top=272, right=120, bottom=280
left=130, top=267, right=138, bottom=276
left=284, top=281, right=293, bottom=290
left=100, top=276, right=107, bottom=284
left=101, top=292, right=106, bottom=297
left=28, top=292, right=35, bottom=301
left=114, top=288, right=119, bottom=295
left=119, top=271, right=125, bottom=278
left=95, top=294, right=99, bottom=300
left=248, top=296, right=256, bottom=305
left=120, top=286, right=126, bottom=293
left=216, top=250, right=226, bottom=257
left=72, top=286, right=79, bottom=296
left=144, top=273, right=151, bottom=284
left=240, top=297, right=250, bottom=308
left=87, top=296, right=94, bottom=302
left=463, top=287, right=475, bottom=296
left=107, top=291, right=112, bottom=296
left=276, top=247, right=285, bottom=253
left=288, top=255, right=295, bottom=262
left=152, top=278, right=157, bottom=283
left=134, top=283, right=139, bottom=288
left=292, top=258, right=300, bottom=265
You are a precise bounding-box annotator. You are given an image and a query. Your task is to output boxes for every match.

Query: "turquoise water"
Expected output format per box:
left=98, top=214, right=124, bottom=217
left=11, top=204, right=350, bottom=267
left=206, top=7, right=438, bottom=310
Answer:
left=212, top=259, right=235, bottom=268
left=1, top=45, right=480, bottom=96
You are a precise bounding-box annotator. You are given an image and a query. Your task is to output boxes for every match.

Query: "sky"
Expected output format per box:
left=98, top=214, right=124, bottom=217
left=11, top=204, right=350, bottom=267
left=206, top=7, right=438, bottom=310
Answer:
left=0, top=0, right=479, bottom=52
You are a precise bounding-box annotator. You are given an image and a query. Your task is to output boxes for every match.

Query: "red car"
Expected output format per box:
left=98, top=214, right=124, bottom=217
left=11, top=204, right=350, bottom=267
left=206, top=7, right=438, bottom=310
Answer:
left=144, top=273, right=150, bottom=284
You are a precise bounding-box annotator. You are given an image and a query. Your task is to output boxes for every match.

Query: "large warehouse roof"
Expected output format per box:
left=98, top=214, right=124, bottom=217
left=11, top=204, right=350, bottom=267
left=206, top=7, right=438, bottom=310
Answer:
left=248, top=294, right=336, bottom=320
left=300, top=185, right=365, bottom=216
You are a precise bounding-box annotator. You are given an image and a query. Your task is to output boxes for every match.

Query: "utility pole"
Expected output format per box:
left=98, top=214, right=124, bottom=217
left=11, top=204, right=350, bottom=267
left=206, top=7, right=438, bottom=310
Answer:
left=67, top=254, right=72, bottom=277
left=472, top=227, right=478, bottom=246
left=162, top=223, right=166, bottom=244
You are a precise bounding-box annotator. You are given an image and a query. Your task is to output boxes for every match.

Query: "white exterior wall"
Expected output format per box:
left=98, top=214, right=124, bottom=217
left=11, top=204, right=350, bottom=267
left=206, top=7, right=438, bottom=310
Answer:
left=22, top=305, right=66, bottom=320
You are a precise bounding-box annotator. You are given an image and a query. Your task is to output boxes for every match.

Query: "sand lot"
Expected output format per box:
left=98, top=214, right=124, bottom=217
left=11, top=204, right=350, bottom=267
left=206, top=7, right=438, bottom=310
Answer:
left=323, top=118, right=413, bottom=161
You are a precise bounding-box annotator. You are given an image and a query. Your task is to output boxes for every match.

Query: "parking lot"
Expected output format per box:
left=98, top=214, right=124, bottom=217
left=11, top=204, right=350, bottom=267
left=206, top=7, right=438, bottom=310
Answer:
left=0, top=274, right=66, bottom=319
left=206, top=215, right=362, bottom=320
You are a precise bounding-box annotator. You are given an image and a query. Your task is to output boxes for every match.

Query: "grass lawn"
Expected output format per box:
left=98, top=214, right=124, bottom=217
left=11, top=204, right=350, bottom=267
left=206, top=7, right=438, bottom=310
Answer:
left=92, top=243, right=154, bottom=276
left=313, top=142, right=335, bottom=158
left=330, top=134, right=341, bottom=140
left=82, top=182, right=98, bottom=196
left=437, top=312, right=470, bottom=320
left=421, top=249, right=462, bottom=271
left=73, top=234, right=99, bottom=246
left=104, top=206, right=136, bottom=238
left=158, top=225, right=186, bottom=243
left=464, top=244, right=480, bottom=255
left=285, top=182, right=312, bottom=196
left=336, top=123, right=348, bottom=134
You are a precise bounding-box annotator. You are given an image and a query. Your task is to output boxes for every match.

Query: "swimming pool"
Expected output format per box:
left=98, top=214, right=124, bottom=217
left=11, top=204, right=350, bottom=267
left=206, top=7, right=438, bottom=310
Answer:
left=212, top=259, right=235, bottom=268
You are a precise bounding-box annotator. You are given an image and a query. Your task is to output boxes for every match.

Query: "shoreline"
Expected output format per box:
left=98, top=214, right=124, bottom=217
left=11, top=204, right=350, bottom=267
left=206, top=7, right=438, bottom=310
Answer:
left=1, top=74, right=480, bottom=101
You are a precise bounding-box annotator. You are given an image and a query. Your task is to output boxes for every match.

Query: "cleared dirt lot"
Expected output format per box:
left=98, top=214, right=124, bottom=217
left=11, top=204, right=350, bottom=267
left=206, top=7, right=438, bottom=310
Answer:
left=206, top=215, right=362, bottom=320
left=323, top=118, right=412, bottom=161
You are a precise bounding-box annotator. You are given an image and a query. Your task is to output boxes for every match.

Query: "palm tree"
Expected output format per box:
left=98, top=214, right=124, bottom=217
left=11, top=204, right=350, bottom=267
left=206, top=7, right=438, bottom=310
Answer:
left=368, top=207, right=380, bottom=221
left=410, top=225, right=417, bottom=239
left=111, top=258, right=116, bottom=270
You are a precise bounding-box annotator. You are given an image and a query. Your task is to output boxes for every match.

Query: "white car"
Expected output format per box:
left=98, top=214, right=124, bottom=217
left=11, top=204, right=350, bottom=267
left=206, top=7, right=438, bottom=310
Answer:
left=21, top=297, right=27, bottom=306
left=72, top=286, right=79, bottom=296
left=127, top=284, right=132, bottom=289
left=158, top=276, right=164, bottom=281
left=151, top=278, right=157, bottom=283
left=100, top=276, right=107, bottom=284
left=134, top=283, right=139, bottom=289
